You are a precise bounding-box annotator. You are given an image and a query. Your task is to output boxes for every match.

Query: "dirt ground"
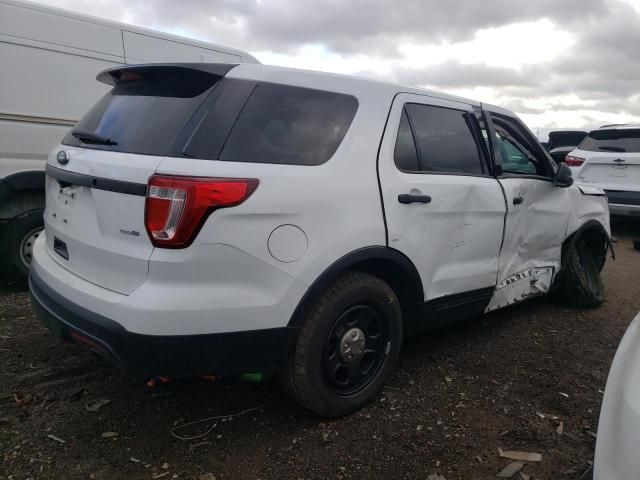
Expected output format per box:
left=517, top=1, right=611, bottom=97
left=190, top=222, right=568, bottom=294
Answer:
left=2, top=219, right=640, bottom=480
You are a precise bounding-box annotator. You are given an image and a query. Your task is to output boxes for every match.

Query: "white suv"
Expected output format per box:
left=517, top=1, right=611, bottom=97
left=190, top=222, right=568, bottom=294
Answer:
left=30, top=63, right=613, bottom=417
left=567, top=124, right=640, bottom=216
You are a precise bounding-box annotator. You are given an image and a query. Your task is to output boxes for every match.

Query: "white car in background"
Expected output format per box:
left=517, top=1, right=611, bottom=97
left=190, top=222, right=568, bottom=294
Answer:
left=594, top=311, right=640, bottom=479
left=567, top=124, right=640, bottom=216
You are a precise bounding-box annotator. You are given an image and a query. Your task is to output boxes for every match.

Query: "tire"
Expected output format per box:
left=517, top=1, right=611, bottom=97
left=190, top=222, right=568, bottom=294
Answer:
left=280, top=271, right=403, bottom=417
left=560, top=238, right=605, bottom=308
left=0, top=209, right=44, bottom=287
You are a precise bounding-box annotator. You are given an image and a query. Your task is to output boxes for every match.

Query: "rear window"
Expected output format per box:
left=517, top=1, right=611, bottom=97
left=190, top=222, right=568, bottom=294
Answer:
left=579, top=129, right=640, bottom=153
left=65, top=74, right=358, bottom=166
left=217, top=83, right=358, bottom=166
left=63, top=69, right=222, bottom=156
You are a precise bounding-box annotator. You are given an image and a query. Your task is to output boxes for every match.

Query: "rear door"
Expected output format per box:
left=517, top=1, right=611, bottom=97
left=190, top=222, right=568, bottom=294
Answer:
left=378, top=94, right=506, bottom=318
left=483, top=108, right=571, bottom=311
left=44, top=65, right=230, bottom=294
left=574, top=128, right=640, bottom=194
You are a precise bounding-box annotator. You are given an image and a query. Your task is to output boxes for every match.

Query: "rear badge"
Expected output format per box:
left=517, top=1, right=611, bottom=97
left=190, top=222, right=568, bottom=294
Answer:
left=119, top=229, right=140, bottom=237
left=56, top=150, right=70, bottom=165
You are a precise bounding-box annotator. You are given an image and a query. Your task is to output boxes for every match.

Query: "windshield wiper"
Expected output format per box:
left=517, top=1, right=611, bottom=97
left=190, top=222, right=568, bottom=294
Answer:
left=598, top=145, right=625, bottom=152
left=71, top=129, right=118, bottom=146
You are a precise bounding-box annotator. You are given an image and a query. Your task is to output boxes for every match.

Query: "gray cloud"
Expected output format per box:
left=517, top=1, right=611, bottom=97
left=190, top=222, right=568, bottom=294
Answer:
left=380, top=2, right=640, bottom=126
left=38, top=0, right=640, bottom=128
left=48, top=0, right=607, bottom=55
left=392, top=62, right=543, bottom=89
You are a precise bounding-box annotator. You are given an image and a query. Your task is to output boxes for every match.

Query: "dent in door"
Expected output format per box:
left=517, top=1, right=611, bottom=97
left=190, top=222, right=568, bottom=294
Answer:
left=486, top=179, right=571, bottom=311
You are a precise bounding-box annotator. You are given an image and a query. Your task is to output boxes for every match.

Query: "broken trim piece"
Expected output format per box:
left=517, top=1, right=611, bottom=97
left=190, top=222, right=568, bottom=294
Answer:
left=485, top=266, right=554, bottom=312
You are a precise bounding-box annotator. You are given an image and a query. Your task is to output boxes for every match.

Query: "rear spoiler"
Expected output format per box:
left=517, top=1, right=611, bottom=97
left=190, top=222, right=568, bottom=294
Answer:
left=96, top=63, right=238, bottom=86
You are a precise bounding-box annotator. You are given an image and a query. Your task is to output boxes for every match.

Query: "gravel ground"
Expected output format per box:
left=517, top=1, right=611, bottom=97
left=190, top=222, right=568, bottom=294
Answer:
left=1, top=219, right=639, bottom=480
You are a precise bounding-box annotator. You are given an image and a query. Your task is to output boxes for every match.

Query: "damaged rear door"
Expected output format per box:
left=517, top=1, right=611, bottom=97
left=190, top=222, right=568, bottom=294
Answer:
left=482, top=106, right=571, bottom=311
left=378, top=94, right=506, bottom=321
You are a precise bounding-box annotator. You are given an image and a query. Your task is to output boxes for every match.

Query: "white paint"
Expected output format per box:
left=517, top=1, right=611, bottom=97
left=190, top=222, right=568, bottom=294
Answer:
left=594, top=311, right=640, bottom=480
left=268, top=225, right=308, bottom=263
left=43, top=148, right=162, bottom=294
left=377, top=92, right=505, bottom=301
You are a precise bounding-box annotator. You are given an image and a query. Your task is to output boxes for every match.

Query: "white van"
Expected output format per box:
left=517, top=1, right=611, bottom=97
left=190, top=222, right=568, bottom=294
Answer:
left=0, top=0, right=258, bottom=284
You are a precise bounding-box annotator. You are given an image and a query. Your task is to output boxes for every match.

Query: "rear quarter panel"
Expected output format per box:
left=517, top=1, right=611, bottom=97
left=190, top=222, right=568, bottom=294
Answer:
left=154, top=82, right=396, bottom=288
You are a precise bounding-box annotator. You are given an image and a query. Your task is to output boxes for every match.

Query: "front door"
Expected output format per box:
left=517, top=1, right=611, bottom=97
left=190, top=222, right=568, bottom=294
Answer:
left=483, top=108, right=571, bottom=311
left=378, top=94, right=506, bottom=326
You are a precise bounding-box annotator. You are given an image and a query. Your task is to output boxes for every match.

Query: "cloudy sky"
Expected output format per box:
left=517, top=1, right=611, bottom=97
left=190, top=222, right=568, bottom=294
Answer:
left=35, top=0, right=640, bottom=139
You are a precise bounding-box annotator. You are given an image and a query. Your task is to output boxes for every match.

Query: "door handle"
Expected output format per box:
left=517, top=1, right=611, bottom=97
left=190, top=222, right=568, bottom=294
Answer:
left=513, top=196, right=524, bottom=205
left=398, top=193, right=432, bottom=204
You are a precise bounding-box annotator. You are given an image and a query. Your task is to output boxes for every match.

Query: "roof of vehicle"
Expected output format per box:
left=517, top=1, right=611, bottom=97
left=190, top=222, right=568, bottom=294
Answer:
left=593, top=123, right=640, bottom=131
left=95, top=62, right=521, bottom=122
left=227, top=63, right=516, bottom=116
left=549, top=130, right=588, bottom=135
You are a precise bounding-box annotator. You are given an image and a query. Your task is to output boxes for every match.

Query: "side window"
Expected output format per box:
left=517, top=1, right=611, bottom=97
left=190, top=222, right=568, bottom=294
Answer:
left=220, top=83, right=358, bottom=166
left=394, top=109, right=419, bottom=171
left=491, top=114, right=550, bottom=177
left=495, top=131, right=537, bottom=175
left=402, top=103, right=484, bottom=175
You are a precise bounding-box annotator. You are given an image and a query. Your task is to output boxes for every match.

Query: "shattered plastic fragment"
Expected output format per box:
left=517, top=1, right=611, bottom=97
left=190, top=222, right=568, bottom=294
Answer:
left=498, top=448, right=542, bottom=462
left=497, top=462, right=524, bottom=478
left=85, top=398, right=111, bottom=412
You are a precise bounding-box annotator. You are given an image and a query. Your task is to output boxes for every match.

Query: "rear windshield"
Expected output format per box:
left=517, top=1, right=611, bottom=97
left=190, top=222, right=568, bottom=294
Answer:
left=548, top=131, right=587, bottom=149
left=64, top=72, right=358, bottom=165
left=579, top=129, right=640, bottom=153
left=63, top=69, right=221, bottom=156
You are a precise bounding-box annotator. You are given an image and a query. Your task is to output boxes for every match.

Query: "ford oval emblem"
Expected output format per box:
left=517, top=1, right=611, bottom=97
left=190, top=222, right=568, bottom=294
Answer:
left=56, top=150, right=70, bottom=165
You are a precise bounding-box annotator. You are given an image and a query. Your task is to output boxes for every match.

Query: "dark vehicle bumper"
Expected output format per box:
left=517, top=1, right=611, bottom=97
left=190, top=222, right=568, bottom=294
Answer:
left=605, top=190, right=640, bottom=207
left=29, top=269, right=298, bottom=377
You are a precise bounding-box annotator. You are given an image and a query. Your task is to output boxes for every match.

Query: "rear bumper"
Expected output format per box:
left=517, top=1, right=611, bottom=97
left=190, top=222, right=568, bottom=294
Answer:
left=29, top=268, right=298, bottom=377
left=606, top=190, right=640, bottom=216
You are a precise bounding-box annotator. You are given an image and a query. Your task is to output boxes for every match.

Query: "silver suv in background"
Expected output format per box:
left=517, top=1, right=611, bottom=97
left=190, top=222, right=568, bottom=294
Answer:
left=568, top=124, right=640, bottom=216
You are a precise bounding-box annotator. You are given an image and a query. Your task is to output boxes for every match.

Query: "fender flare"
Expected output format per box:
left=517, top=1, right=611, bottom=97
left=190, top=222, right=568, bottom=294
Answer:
left=3, top=170, right=45, bottom=193
left=0, top=171, right=46, bottom=222
left=287, top=246, right=424, bottom=328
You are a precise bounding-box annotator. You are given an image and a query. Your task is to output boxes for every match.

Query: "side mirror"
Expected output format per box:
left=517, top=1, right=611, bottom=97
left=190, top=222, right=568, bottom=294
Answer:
left=554, top=162, right=573, bottom=188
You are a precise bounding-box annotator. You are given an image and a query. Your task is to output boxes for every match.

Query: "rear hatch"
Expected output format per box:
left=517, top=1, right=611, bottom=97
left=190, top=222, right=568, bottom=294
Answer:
left=45, top=64, right=232, bottom=294
left=575, top=128, right=640, bottom=192
left=44, top=63, right=359, bottom=294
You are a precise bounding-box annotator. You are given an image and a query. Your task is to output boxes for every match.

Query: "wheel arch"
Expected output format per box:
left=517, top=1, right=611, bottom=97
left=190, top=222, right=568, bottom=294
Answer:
left=287, top=246, right=424, bottom=333
left=0, top=171, right=45, bottom=221
left=3, top=170, right=45, bottom=192
left=561, top=219, right=614, bottom=274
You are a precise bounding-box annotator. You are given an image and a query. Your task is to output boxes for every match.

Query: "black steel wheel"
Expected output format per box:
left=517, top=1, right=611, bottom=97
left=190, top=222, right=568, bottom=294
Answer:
left=279, top=271, right=402, bottom=417
left=322, top=304, right=387, bottom=395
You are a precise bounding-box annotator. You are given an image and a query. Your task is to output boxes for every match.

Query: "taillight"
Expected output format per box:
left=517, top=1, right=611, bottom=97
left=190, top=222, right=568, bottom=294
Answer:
left=145, top=175, right=258, bottom=248
left=564, top=155, right=585, bottom=167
